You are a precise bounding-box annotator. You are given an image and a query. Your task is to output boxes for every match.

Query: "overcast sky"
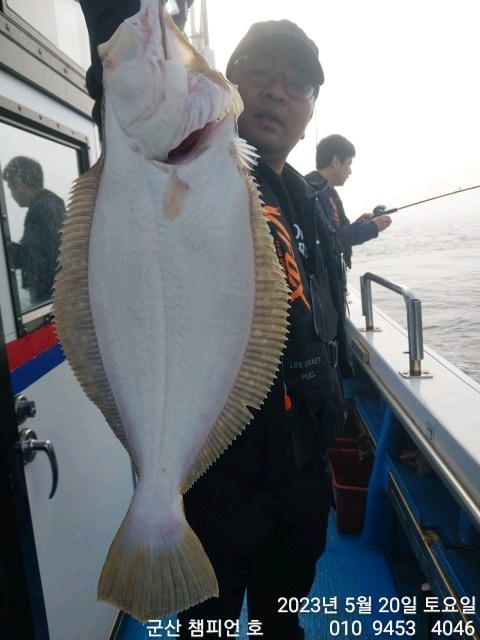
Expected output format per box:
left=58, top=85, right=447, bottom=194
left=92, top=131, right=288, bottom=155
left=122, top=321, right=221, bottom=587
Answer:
left=200, top=0, right=480, bottom=216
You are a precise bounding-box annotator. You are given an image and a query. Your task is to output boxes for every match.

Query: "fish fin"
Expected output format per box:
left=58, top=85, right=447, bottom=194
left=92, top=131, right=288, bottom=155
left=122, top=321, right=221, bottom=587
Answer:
left=97, top=496, right=218, bottom=621
left=181, top=172, right=289, bottom=492
left=53, top=152, right=134, bottom=462
left=231, top=136, right=258, bottom=172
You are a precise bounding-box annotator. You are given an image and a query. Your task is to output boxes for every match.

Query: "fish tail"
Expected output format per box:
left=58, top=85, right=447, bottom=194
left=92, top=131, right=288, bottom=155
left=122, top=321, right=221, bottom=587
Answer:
left=97, top=496, right=218, bottom=621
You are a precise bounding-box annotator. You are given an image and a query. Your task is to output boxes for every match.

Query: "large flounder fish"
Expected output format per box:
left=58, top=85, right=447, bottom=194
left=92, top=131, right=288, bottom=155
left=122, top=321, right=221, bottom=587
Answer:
left=53, top=0, right=289, bottom=623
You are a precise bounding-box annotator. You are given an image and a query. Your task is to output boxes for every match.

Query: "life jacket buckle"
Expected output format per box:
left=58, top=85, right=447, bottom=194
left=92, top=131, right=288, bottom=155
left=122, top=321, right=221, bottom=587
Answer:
left=327, top=340, right=338, bottom=368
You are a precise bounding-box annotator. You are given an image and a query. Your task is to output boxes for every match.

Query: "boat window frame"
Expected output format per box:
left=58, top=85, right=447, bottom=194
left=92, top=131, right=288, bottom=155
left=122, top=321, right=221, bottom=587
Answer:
left=0, top=95, right=90, bottom=336
left=1, top=0, right=89, bottom=70
left=0, top=2, right=92, bottom=118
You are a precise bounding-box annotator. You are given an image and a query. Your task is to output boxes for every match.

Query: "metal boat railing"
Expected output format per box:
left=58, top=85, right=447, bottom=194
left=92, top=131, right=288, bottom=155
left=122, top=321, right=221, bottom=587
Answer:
left=360, top=272, right=428, bottom=377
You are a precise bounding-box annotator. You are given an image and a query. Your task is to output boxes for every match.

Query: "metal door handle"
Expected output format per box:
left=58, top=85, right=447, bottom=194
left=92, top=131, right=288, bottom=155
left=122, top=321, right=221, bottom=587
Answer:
left=14, top=428, right=59, bottom=499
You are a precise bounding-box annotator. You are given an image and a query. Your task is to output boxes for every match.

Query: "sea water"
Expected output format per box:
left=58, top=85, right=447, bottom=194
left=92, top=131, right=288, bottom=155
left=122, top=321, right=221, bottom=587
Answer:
left=347, top=192, right=480, bottom=383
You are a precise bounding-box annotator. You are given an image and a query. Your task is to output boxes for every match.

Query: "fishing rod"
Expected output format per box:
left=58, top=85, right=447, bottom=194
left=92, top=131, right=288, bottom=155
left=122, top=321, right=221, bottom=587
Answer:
left=372, top=183, right=480, bottom=217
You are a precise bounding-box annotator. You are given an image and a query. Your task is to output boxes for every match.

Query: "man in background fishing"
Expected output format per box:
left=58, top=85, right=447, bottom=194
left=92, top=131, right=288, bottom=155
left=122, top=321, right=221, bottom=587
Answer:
left=80, top=2, right=349, bottom=638
left=305, top=134, right=392, bottom=268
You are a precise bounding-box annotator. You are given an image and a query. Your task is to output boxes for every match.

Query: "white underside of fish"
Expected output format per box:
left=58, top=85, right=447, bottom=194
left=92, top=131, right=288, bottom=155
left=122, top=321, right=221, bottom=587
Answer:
left=53, top=0, right=289, bottom=622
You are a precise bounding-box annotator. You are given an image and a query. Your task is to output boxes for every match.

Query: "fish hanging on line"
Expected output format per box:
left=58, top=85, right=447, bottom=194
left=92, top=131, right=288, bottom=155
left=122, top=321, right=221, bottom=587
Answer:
left=53, top=0, right=289, bottom=623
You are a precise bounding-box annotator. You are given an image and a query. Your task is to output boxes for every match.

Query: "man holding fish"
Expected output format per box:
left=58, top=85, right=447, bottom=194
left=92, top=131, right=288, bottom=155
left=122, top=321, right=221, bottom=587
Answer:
left=77, top=2, right=349, bottom=638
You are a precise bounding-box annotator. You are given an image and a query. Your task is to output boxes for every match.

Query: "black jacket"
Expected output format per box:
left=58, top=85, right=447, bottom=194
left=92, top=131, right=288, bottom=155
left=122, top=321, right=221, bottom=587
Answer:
left=216, top=162, right=352, bottom=483
left=14, top=189, right=64, bottom=303
left=260, top=165, right=346, bottom=335
left=278, top=165, right=352, bottom=379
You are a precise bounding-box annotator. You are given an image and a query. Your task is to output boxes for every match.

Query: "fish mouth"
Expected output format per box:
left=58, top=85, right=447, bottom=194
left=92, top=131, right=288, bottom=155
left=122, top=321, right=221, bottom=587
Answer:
left=167, top=122, right=214, bottom=165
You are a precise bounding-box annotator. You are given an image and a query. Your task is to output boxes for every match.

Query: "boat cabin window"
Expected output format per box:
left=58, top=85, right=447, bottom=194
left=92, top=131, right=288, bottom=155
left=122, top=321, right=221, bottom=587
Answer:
left=3, top=0, right=90, bottom=70
left=0, top=108, right=88, bottom=335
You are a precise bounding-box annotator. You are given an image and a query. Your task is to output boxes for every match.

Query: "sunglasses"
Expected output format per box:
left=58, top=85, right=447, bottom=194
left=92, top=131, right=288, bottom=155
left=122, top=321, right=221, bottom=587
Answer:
left=230, top=54, right=316, bottom=101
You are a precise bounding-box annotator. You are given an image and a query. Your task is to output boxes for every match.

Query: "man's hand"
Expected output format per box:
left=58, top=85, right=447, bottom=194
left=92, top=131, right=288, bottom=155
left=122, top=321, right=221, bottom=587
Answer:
left=373, top=215, right=392, bottom=231
left=354, top=212, right=392, bottom=232
left=354, top=212, right=375, bottom=223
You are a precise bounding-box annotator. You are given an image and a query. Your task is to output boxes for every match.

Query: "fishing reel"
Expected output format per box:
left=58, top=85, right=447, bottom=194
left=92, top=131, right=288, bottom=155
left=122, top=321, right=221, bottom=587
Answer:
left=373, top=204, right=387, bottom=217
